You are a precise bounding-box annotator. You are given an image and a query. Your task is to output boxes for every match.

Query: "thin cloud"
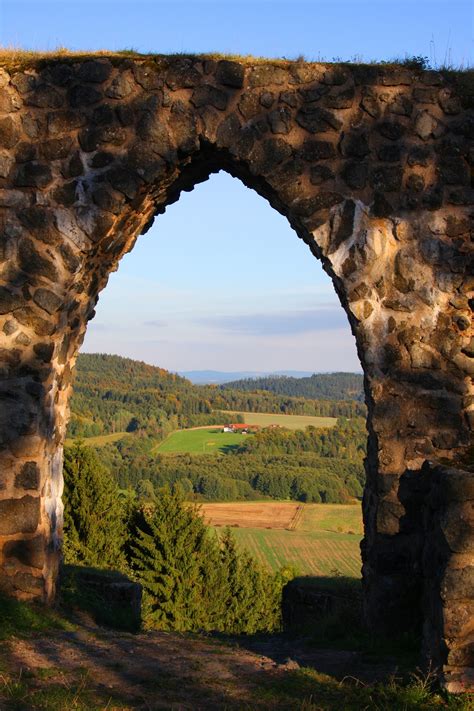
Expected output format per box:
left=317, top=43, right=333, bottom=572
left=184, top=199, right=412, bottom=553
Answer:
left=143, top=320, right=168, bottom=328
left=86, top=322, right=110, bottom=332
left=199, top=307, right=348, bottom=336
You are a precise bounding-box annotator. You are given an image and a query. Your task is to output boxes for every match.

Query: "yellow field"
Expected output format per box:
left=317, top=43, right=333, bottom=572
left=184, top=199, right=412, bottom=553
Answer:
left=65, top=431, right=129, bottom=448
left=223, top=412, right=337, bottom=429
left=202, top=502, right=363, bottom=577
left=200, top=502, right=303, bottom=529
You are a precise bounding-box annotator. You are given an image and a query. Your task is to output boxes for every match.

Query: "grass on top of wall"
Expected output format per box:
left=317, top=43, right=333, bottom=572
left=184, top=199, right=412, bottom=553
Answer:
left=0, top=45, right=471, bottom=75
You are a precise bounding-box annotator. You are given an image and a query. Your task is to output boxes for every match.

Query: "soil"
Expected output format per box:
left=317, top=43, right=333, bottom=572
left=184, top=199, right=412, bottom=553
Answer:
left=0, top=624, right=403, bottom=710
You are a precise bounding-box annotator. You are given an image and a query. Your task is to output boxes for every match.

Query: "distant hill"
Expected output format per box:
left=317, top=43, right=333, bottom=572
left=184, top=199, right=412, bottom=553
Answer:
left=179, top=370, right=313, bottom=384
left=68, top=354, right=366, bottom=439
left=221, top=372, right=365, bottom=402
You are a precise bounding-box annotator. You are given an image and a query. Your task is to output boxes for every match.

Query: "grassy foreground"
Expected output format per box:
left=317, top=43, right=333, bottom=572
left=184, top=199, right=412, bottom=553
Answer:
left=0, top=594, right=471, bottom=710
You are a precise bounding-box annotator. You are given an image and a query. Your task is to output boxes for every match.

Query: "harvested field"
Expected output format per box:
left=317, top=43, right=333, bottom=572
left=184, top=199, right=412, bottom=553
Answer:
left=203, top=502, right=363, bottom=577
left=200, top=502, right=302, bottom=529
left=223, top=412, right=337, bottom=429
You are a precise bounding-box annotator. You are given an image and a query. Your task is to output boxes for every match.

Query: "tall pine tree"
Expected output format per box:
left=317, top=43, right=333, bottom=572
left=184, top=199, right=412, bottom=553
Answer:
left=63, top=441, right=126, bottom=570
left=129, top=486, right=211, bottom=631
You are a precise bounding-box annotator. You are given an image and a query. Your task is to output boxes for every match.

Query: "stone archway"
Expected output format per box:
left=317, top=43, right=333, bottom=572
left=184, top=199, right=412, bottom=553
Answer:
left=0, top=54, right=472, bottom=689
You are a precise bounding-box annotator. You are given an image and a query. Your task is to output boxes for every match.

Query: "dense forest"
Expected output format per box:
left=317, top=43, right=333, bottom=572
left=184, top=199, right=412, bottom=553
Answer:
left=68, top=354, right=366, bottom=438
left=95, top=417, right=367, bottom=503
left=222, top=372, right=365, bottom=401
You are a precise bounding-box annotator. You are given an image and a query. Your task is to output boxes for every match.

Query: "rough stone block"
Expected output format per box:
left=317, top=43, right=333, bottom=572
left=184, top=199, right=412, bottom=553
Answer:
left=0, top=496, right=40, bottom=535
left=3, top=535, right=45, bottom=569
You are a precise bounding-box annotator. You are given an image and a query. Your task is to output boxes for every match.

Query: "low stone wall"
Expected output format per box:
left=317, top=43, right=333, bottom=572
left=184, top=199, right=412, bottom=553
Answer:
left=60, top=564, right=142, bottom=632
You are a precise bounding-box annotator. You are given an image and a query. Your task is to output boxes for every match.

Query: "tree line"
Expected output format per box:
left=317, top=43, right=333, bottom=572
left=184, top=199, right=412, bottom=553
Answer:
left=221, top=372, right=365, bottom=401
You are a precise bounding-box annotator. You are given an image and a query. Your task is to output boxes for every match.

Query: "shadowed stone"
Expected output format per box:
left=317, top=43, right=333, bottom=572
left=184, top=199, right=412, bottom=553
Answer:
left=0, top=116, right=20, bottom=148
left=296, top=105, right=342, bottom=132
left=0, top=287, right=24, bottom=314
left=216, top=60, right=245, bottom=88
left=33, top=288, right=62, bottom=314
left=0, top=571, right=44, bottom=595
left=76, top=59, right=112, bottom=83
left=0, top=496, right=40, bottom=535
left=15, top=162, right=53, bottom=188
left=3, top=535, right=46, bottom=569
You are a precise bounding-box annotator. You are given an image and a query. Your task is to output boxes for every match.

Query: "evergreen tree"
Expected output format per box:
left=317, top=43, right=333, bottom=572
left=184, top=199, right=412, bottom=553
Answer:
left=128, top=486, right=291, bottom=634
left=129, top=485, right=211, bottom=631
left=62, top=441, right=126, bottom=570
left=219, top=530, right=282, bottom=634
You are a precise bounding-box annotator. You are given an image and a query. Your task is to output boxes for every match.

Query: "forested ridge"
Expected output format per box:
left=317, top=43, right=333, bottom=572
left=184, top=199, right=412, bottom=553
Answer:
left=222, top=372, right=365, bottom=401
left=67, top=353, right=367, bottom=505
left=68, top=353, right=366, bottom=438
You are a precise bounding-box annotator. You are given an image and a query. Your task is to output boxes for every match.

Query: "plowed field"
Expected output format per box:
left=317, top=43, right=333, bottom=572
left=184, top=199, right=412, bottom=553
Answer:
left=200, top=502, right=302, bottom=529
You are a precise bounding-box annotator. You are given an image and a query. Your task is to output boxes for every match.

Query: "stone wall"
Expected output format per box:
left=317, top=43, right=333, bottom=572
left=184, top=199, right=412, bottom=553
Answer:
left=422, top=461, right=473, bottom=692
left=0, top=54, right=472, bottom=687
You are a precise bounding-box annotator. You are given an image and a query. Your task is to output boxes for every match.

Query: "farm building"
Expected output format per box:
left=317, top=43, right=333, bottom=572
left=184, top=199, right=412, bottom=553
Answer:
left=222, top=424, right=261, bottom=434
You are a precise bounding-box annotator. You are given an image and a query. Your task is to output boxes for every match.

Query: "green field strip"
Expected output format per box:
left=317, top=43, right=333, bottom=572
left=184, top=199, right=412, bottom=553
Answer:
left=224, top=527, right=361, bottom=577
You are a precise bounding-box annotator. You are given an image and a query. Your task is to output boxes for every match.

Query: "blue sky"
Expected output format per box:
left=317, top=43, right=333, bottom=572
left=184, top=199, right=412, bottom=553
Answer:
left=1, top=1, right=471, bottom=372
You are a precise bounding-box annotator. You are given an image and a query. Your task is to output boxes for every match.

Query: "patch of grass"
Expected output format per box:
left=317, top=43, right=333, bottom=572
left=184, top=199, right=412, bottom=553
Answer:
left=0, top=669, right=119, bottom=711
left=156, top=427, right=249, bottom=454
left=64, top=431, right=129, bottom=448
left=254, top=666, right=473, bottom=710
left=0, top=593, right=74, bottom=640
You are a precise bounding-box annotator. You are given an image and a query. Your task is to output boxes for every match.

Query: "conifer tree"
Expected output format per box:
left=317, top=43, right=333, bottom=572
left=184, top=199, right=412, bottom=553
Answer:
left=129, top=485, right=212, bottom=631
left=63, top=441, right=126, bottom=570
left=128, top=487, right=291, bottom=634
left=219, top=529, right=281, bottom=634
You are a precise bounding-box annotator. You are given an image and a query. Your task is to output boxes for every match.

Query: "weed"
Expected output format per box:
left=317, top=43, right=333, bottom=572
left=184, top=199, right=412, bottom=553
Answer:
left=0, top=592, right=74, bottom=640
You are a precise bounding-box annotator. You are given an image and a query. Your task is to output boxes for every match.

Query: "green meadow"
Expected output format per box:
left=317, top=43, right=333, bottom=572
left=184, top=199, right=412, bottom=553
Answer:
left=156, top=427, right=246, bottom=454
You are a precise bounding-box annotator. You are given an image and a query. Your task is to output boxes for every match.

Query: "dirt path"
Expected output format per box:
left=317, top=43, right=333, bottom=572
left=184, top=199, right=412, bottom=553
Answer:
left=0, top=627, right=404, bottom=710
